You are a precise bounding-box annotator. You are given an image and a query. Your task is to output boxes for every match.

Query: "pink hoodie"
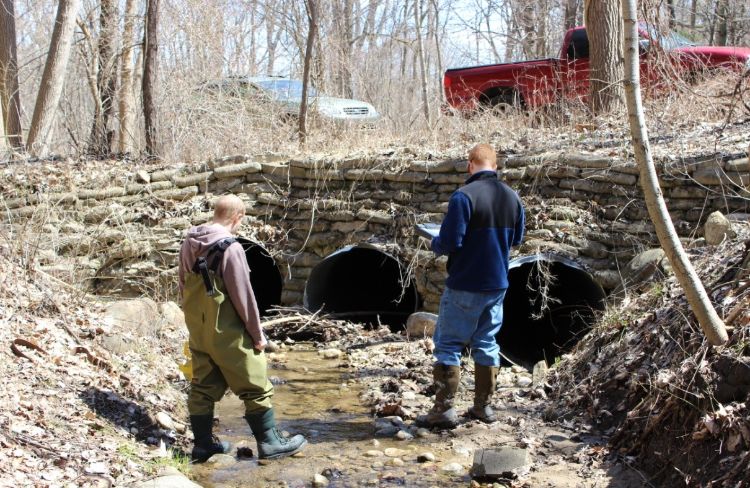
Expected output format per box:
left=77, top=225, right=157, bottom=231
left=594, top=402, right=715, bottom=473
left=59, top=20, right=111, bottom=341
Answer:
left=178, top=223, right=264, bottom=345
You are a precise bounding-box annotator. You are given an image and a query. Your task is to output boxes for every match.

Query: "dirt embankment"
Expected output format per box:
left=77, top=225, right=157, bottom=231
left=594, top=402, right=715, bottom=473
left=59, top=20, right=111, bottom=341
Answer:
left=0, top=246, right=191, bottom=486
left=550, top=230, right=750, bottom=486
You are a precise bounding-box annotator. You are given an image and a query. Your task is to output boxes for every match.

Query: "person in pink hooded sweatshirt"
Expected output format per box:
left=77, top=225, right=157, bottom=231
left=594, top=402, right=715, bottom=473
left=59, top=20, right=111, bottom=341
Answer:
left=179, top=194, right=306, bottom=462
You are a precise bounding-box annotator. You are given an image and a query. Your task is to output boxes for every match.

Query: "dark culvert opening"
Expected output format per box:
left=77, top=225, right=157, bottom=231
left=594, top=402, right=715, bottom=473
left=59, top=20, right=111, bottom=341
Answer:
left=236, top=237, right=282, bottom=317
left=498, top=255, right=606, bottom=367
left=304, top=245, right=420, bottom=331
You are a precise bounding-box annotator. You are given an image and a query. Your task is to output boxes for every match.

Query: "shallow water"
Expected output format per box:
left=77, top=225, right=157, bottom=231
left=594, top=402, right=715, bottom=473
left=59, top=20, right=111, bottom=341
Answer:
left=190, top=347, right=469, bottom=487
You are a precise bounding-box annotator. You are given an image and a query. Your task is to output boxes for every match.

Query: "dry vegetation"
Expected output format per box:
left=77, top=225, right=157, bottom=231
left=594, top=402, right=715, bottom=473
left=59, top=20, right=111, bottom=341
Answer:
left=550, top=230, right=750, bottom=487
left=0, top=245, right=191, bottom=486
left=2, top=0, right=749, bottom=162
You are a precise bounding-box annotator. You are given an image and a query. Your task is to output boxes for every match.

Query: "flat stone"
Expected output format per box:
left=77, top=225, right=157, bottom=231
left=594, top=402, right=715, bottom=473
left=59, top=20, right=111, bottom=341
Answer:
left=441, top=462, right=465, bottom=473
left=205, top=453, right=235, bottom=467
left=470, top=448, right=530, bottom=480
left=365, top=450, right=384, bottom=457
left=384, top=447, right=408, bottom=457
left=319, top=348, right=343, bottom=359
left=135, top=170, right=151, bottom=183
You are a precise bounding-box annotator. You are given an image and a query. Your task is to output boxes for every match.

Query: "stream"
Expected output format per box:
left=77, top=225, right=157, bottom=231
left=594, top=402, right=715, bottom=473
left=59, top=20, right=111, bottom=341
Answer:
left=190, top=347, right=471, bottom=487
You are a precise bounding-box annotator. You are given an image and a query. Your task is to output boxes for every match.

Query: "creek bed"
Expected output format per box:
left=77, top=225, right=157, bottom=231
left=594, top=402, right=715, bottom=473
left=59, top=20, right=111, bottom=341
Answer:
left=190, top=347, right=470, bottom=487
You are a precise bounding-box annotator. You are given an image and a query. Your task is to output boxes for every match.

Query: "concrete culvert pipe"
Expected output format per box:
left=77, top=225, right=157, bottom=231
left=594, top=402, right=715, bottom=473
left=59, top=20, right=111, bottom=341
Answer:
left=236, top=237, right=282, bottom=317
left=498, top=254, right=606, bottom=368
left=303, top=244, right=420, bottom=331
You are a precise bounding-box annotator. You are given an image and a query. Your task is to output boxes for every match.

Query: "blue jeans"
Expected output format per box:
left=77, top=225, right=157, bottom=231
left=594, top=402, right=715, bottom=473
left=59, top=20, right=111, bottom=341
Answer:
left=432, top=287, right=506, bottom=367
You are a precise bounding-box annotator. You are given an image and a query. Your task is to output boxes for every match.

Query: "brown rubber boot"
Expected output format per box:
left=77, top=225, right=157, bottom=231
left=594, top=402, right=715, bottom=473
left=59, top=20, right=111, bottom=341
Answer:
left=415, top=364, right=461, bottom=429
left=467, top=365, right=498, bottom=423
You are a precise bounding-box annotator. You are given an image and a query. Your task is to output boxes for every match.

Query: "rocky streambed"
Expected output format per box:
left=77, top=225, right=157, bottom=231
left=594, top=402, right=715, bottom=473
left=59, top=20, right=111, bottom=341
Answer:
left=186, top=334, right=645, bottom=488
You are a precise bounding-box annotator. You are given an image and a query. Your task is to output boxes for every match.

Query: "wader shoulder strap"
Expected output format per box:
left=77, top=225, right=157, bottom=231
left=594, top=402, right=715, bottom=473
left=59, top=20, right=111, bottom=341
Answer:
left=191, top=237, right=238, bottom=296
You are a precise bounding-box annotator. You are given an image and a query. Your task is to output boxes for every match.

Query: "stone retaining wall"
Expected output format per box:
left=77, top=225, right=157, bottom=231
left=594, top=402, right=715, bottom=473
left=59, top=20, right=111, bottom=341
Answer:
left=2, top=148, right=748, bottom=313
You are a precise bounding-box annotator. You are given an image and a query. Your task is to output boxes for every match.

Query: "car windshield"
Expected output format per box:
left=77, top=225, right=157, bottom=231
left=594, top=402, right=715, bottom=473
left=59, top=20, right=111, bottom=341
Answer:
left=640, top=23, right=696, bottom=50
left=253, top=79, right=317, bottom=100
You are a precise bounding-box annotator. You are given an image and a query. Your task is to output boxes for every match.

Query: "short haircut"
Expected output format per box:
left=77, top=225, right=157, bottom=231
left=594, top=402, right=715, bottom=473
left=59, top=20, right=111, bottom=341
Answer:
left=468, top=143, right=498, bottom=168
left=213, top=194, right=245, bottom=222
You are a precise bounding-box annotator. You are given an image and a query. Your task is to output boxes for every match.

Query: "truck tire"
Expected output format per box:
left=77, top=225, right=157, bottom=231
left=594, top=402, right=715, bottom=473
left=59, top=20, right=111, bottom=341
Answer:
left=482, top=89, right=521, bottom=114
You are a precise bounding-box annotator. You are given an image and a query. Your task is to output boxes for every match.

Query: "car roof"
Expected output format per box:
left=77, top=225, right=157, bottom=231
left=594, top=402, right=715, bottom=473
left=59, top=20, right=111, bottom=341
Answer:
left=225, top=75, right=299, bottom=83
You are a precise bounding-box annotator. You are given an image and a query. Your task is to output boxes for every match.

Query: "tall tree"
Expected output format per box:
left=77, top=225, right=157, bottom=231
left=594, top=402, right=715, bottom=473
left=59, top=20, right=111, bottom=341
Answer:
left=585, top=0, right=624, bottom=113
left=621, top=0, right=728, bottom=346
left=118, top=0, right=138, bottom=154
left=0, top=0, right=23, bottom=149
left=27, top=0, right=81, bottom=157
left=88, top=0, right=119, bottom=155
left=414, top=0, right=430, bottom=124
left=298, top=0, right=317, bottom=145
left=142, top=0, right=160, bottom=157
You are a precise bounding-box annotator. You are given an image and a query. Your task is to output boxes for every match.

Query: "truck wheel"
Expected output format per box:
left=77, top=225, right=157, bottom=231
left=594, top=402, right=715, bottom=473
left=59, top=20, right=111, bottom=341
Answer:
left=487, top=92, right=520, bottom=114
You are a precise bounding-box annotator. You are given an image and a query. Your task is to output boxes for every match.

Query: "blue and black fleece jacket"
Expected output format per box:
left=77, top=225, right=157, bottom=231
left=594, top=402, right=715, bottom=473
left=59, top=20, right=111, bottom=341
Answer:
left=431, top=170, right=525, bottom=291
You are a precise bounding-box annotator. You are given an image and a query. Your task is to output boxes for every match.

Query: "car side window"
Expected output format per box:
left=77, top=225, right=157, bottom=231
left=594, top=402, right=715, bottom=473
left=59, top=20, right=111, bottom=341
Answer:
left=567, top=29, right=590, bottom=60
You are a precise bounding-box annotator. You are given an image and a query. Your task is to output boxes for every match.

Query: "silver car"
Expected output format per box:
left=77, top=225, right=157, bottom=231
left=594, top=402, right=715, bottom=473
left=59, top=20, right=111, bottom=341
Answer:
left=204, top=76, right=380, bottom=123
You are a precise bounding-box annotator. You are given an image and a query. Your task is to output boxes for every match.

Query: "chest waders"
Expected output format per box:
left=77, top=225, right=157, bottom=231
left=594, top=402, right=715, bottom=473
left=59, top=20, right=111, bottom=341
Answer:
left=183, top=237, right=307, bottom=461
left=183, top=238, right=273, bottom=418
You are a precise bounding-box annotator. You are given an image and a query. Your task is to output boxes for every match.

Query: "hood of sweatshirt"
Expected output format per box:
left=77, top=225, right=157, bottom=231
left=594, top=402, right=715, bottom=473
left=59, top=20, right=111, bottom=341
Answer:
left=180, top=223, right=234, bottom=269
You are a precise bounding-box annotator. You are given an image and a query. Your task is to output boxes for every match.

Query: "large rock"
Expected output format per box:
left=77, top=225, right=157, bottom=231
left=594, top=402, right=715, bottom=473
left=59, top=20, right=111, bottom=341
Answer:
left=103, top=298, right=159, bottom=333
left=704, top=211, right=734, bottom=245
left=470, top=447, right=530, bottom=481
left=406, top=312, right=438, bottom=338
left=159, top=301, right=186, bottom=330
left=611, top=248, right=670, bottom=296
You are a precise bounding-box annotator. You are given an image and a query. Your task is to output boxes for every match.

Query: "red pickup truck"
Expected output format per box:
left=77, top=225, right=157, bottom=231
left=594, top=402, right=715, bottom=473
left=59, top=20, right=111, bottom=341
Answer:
left=444, top=25, right=750, bottom=113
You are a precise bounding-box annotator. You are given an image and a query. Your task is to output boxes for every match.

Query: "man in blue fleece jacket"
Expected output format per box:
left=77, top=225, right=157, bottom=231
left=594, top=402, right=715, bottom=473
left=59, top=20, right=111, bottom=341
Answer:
left=416, top=143, right=525, bottom=429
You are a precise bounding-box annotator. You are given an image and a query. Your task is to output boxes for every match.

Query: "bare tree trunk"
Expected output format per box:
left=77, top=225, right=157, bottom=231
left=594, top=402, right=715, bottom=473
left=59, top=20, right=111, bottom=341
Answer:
left=27, top=0, right=81, bottom=157
left=585, top=0, right=624, bottom=113
left=666, top=0, right=676, bottom=28
left=298, top=0, right=317, bottom=145
left=265, top=0, right=280, bottom=74
left=0, top=0, right=23, bottom=149
left=621, top=0, right=728, bottom=346
left=118, top=0, right=137, bottom=154
left=430, top=0, right=444, bottom=103
left=414, top=0, right=430, bottom=124
left=87, top=0, right=118, bottom=155
left=0, top=100, right=5, bottom=152
left=715, top=0, right=728, bottom=46
left=518, top=0, right=536, bottom=59
left=142, top=0, right=160, bottom=157
left=336, top=0, right=353, bottom=98
left=564, top=0, right=581, bottom=29
left=690, top=0, right=697, bottom=28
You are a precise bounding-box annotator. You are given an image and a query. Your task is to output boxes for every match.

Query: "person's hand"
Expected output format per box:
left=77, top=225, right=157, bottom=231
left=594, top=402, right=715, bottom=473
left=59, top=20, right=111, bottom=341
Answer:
left=254, top=337, right=268, bottom=352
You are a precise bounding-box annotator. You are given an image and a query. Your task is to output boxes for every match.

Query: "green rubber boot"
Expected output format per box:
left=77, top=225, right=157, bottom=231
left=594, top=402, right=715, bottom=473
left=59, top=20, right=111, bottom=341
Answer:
left=415, top=364, right=461, bottom=429
left=468, top=365, right=498, bottom=423
left=245, top=409, right=308, bottom=459
left=189, top=415, right=231, bottom=463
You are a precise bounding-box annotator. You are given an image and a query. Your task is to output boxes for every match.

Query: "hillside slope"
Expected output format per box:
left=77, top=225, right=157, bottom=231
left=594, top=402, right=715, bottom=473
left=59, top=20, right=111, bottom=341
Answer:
left=551, top=229, right=750, bottom=486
